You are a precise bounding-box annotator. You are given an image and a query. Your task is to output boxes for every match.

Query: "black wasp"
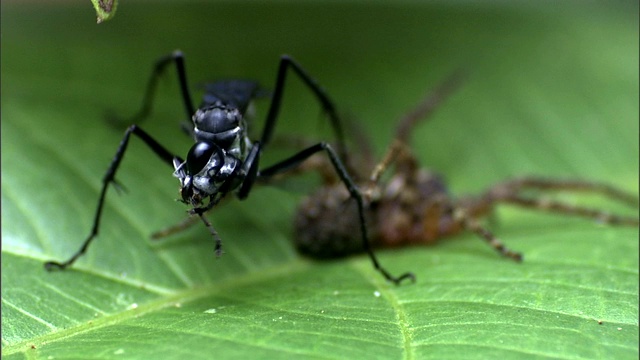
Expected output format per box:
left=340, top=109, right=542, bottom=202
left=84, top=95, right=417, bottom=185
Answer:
left=44, top=51, right=415, bottom=284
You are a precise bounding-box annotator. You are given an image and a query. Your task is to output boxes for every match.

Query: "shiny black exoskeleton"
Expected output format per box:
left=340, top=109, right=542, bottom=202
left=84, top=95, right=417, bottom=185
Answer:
left=44, top=51, right=414, bottom=285
left=174, top=82, right=257, bottom=208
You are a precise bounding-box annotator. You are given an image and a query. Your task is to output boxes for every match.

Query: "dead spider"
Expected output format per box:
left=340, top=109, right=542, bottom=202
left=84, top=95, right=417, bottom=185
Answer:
left=293, top=72, right=639, bottom=261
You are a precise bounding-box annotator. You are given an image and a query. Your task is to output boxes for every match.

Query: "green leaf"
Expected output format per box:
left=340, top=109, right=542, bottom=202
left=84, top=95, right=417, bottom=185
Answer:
left=91, top=0, right=118, bottom=23
left=2, top=2, right=638, bottom=359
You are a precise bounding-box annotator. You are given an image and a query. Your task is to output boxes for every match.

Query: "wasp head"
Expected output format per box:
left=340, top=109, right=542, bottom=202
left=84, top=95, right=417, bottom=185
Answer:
left=173, top=141, right=242, bottom=208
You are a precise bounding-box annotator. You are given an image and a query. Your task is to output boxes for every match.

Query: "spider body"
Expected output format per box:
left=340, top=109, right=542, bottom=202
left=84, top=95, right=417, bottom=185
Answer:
left=294, top=73, right=639, bottom=261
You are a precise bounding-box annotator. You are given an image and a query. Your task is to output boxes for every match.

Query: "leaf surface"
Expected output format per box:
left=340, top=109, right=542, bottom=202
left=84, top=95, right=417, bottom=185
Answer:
left=2, top=2, right=638, bottom=359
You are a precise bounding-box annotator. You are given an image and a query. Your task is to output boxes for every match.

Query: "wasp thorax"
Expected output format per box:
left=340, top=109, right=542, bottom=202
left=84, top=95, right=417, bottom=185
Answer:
left=193, top=104, right=244, bottom=149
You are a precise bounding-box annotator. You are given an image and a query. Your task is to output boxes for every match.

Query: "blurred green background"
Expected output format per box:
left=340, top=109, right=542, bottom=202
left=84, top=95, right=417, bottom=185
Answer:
left=2, top=1, right=638, bottom=359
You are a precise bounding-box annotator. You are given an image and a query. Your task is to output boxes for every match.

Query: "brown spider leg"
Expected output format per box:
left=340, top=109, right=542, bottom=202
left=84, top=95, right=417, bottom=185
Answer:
left=496, top=177, right=639, bottom=208
left=499, top=195, right=639, bottom=226
left=395, top=69, right=467, bottom=143
left=364, top=141, right=409, bottom=203
left=151, top=195, right=235, bottom=240
left=197, top=212, right=223, bottom=257
left=452, top=208, right=524, bottom=261
left=369, top=140, right=403, bottom=183
left=151, top=215, right=200, bottom=239
left=419, top=194, right=523, bottom=261
left=489, top=177, right=639, bottom=226
left=370, top=70, right=467, bottom=185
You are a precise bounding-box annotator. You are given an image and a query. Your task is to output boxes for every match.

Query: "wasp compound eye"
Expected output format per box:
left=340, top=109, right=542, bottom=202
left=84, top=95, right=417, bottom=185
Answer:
left=186, top=142, right=216, bottom=175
